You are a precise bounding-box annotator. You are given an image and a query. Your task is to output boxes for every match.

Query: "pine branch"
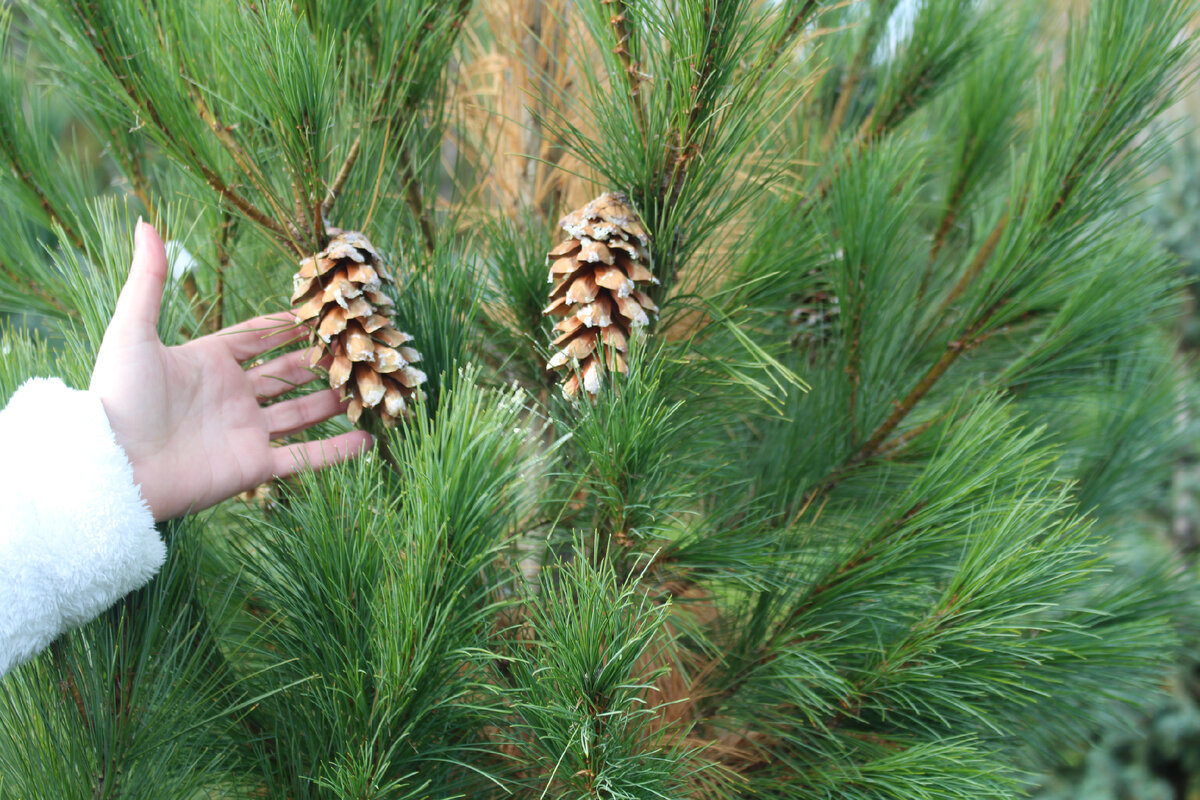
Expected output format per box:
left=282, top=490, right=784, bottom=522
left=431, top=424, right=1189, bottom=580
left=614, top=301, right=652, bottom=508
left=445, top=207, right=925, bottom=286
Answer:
left=857, top=91, right=1130, bottom=464
left=188, top=86, right=302, bottom=250
left=325, top=0, right=473, bottom=248
left=290, top=175, right=308, bottom=240
left=846, top=256, right=867, bottom=444
left=0, top=2, right=1189, bottom=795
left=872, top=114, right=1127, bottom=461
left=0, top=142, right=86, bottom=252
left=197, top=163, right=298, bottom=251
left=810, top=4, right=982, bottom=211
left=934, top=212, right=1007, bottom=315
left=858, top=64, right=935, bottom=142
left=0, top=258, right=68, bottom=315
left=65, top=1, right=298, bottom=249
left=700, top=499, right=928, bottom=719
left=108, top=130, right=157, bottom=226
left=806, top=107, right=920, bottom=213
left=664, top=2, right=722, bottom=209
left=875, top=415, right=939, bottom=457
left=821, top=2, right=887, bottom=151
left=603, top=0, right=648, bottom=146
left=761, top=0, right=821, bottom=75
left=67, top=0, right=167, bottom=131
left=321, top=133, right=360, bottom=216
left=49, top=640, right=90, bottom=733
left=399, top=145, right=436, bottom=255
left=854, top=332, right=979, bottom=461
left=210, top=208, right=236, bottom=332
left=329, top=123, right=435, bottom=252
left=929, top=172, right=967, bottom=261
left=737, top=590, right=961, bottom=774
left=704, top=56, right=1174, bottom=713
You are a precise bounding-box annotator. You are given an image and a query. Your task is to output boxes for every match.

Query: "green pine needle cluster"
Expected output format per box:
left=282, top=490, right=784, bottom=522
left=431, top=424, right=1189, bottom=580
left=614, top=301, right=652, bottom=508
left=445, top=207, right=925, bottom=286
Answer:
left=0, top=0, right=1196, bottom=797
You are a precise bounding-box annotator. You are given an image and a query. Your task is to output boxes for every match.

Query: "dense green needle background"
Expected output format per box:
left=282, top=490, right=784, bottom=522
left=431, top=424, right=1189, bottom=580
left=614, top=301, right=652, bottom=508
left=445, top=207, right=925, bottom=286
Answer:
left=0, top=1, right=1198, bottom=797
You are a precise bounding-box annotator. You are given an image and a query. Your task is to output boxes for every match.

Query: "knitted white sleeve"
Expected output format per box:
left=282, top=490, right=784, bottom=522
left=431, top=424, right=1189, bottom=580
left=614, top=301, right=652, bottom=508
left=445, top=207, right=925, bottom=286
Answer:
left=0, top=377, right=165, bottom=678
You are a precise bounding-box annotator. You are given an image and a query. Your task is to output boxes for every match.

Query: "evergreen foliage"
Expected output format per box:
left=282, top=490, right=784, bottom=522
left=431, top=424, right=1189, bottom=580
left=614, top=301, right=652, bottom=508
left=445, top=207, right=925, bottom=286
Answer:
left=0, top=0, right=1195, bottom=797
left=1029, top=126, right=1200, bottom=800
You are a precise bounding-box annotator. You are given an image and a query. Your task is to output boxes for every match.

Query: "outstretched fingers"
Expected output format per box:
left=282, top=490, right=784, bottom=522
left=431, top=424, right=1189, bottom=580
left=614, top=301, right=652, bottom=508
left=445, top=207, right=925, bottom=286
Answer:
left=264, top=388, right=349, bottom=439
left=270, top=431, right=373, bottom=478
left=248, top=349, right=326, bottom=400
left=208, top=313, right=308, bottom=362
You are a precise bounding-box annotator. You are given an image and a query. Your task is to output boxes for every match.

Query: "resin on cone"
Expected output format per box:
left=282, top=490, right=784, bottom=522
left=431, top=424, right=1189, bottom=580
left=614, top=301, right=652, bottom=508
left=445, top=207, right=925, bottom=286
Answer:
left=291, top=231, right=425, bottom=425
left=543, top=192, right=658, bottom=398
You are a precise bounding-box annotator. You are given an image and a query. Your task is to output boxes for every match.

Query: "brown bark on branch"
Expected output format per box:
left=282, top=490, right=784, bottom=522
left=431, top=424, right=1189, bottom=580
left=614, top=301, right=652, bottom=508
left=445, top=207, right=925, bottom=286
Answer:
left=0, top=145, right=86, bottom=252
left=664, top=2, right=721, bottom=209
left=934, top=212, right=1008, bottom=316
left=50, top=640, right=90, bottom=732
left=603, top=0, right=649, bottom=146
left=929, top=174, right=969, bottom=261
left=68, top=2, right=295, bottom=250
left=762, top=0, right=821, bottom=76
left=0, top=260, right=69, bottom=316
left=189, top=88, right=300, bottom=250
left=399, top=146, right=436, bottom=254
left=823, top=38, right=873, bottom=150
left=322, top=134, right=362, bottom=216
left=328, top=0, right=474, bottom=247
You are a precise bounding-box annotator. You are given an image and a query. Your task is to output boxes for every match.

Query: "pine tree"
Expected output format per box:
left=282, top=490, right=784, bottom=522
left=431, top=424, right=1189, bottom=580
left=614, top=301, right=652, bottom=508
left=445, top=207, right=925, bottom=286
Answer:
left=0, top=1, right=1195, bottom=798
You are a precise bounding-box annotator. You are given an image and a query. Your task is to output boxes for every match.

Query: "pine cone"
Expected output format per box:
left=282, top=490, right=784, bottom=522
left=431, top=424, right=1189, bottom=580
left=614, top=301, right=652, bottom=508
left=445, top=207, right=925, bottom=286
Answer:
left=789, top=289, right=840, bottom=346
left=543, top=192, right=658, bottom=398
left=291, top=231, right=425, bottom=426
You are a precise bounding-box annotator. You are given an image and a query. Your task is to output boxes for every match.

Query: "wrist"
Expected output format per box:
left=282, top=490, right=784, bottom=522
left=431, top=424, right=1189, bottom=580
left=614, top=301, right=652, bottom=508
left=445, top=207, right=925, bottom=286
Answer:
left=93, top=394, right=167, bottom=521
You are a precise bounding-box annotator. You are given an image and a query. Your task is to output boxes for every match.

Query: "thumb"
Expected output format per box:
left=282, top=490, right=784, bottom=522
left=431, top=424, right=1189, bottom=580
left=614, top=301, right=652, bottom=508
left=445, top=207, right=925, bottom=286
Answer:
left=110, top=219, right=168, bottom=337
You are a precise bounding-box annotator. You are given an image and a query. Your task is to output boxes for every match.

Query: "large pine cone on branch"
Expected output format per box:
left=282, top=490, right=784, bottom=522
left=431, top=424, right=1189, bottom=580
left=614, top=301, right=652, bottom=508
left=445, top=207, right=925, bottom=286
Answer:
left=291, top=231, right=425, bottom=426
left=543, top=192, right=658, bottom=398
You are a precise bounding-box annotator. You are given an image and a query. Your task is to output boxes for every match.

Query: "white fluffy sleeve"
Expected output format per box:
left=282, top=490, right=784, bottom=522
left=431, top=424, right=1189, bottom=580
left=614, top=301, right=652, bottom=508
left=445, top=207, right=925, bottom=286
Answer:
left=0, top=377, right=165, bottom=677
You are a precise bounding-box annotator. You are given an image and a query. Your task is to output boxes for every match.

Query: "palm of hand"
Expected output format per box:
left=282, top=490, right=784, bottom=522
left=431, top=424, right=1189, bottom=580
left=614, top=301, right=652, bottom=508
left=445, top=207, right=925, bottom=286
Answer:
left=90, top=223, right=371, bottom=521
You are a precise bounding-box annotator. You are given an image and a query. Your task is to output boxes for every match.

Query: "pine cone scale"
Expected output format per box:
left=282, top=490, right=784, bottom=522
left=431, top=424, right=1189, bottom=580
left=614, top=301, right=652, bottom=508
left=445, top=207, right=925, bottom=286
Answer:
left=543, top=296, right=572, bottom=316
left=594, top=265, right=633, bottom=294
left=577, top=295, right=615, bottom=328
left=566, top=272, right=600, bottom=304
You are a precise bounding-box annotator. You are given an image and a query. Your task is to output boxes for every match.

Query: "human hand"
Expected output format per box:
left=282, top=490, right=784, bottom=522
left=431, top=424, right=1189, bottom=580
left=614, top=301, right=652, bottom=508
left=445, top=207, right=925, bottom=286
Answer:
left=90, top=220, right=372, bottom=521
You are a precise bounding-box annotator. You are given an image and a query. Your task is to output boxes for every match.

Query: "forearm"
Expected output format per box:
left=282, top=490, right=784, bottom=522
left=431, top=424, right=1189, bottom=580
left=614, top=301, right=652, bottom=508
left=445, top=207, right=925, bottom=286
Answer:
left=0, top=378, right=165, bottom=677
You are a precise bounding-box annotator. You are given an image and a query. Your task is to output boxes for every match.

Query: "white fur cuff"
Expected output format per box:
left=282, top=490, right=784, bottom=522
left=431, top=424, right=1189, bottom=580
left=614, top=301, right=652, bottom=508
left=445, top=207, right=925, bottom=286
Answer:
left=0, top=377, right=165, bottom=677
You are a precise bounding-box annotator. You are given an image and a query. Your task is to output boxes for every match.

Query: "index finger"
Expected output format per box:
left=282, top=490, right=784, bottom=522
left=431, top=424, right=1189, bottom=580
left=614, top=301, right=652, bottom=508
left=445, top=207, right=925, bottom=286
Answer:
left=204, top=313, right=308, bottom=362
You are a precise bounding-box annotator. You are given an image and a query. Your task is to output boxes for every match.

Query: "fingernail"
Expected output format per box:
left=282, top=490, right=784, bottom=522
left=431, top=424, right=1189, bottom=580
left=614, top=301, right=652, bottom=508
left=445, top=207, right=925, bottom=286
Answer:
left=134, top=216, right=147, bottom=249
